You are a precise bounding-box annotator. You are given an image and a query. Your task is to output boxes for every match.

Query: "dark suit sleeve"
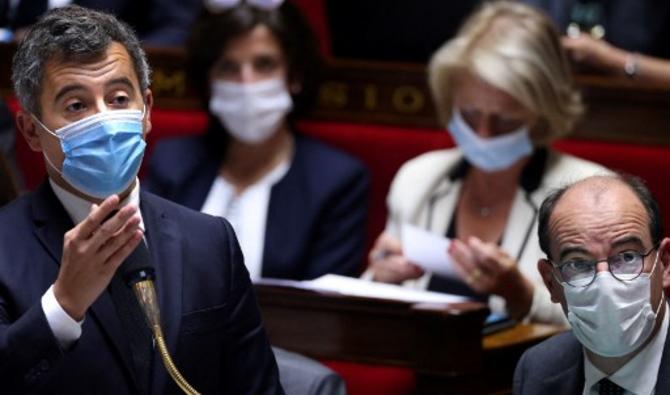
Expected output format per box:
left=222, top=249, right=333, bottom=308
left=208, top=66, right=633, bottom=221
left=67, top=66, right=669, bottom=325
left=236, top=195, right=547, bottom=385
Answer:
left=0, top=299, right=65, bottom=392
left=218, top=218, right=284, bottom=395
left=513, top=347, right=529, bottom=395
left=305, top=163, right=370, bottom=279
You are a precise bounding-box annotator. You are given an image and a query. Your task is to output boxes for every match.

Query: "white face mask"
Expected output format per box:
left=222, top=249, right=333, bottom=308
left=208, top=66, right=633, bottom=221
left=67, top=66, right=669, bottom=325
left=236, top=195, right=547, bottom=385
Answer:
left=563, top=251, right=663, bottom=357
left=209, top=78, right=293, bottom=144
left=447, top=108, right=533, bottom=172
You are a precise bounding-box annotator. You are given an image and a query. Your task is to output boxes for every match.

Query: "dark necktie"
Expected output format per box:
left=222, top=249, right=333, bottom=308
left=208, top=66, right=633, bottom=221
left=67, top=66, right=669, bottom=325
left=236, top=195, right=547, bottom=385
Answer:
left=108, top=243, right=155, bottom=394
left=598, top=378, right=624, bottom=395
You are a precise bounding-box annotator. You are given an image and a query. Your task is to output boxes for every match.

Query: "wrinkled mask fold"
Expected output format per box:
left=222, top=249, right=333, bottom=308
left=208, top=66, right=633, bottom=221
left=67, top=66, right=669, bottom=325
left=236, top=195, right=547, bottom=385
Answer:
left=447, top=107, right=533, bottom=172
left=33, top=108, right=146, bottom=198
left=563, top=252, right=663, bottom=357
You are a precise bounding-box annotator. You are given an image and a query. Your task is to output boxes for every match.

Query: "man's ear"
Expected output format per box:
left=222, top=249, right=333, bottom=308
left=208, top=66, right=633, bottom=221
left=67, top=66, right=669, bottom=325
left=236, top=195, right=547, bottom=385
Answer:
left=538, top=258, right=562, bottom=303
left=658, top=237, right=670, bottom=290
left=15, top=110, right=43, bottom=152
left=143, top=89, right=153, bottom=136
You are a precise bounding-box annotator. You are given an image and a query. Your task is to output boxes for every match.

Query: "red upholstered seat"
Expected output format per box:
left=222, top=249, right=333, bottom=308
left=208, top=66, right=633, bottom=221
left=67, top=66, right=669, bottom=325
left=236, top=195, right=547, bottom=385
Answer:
left=321, top=360, right=416, bottom=395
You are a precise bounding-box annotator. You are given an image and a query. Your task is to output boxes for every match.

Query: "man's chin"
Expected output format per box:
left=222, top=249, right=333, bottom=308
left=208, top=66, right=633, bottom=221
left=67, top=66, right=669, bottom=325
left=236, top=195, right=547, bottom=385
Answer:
left=48, top=174, right=137, bottom=203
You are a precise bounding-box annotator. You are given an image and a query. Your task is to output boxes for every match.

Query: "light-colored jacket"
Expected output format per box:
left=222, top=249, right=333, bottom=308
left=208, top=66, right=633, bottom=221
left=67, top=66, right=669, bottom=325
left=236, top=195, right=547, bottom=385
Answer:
left=383, top=148, right=611, bottom=325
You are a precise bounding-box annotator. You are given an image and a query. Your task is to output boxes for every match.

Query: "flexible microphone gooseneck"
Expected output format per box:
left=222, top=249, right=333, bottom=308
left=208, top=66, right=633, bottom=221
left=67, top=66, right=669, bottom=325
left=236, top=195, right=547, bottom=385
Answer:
left=121, top=243, right=201, bottom=395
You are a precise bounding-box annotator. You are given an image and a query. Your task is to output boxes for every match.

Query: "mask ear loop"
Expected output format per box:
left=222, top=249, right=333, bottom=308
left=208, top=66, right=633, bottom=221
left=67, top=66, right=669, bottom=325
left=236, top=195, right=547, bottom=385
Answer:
left=30, top=114, right=58, bottom=137
left=30, top=114, right=66, bottom=176
left=41, top=150, right=67, bottom=179
left=649, top=249, right=666, bottom=316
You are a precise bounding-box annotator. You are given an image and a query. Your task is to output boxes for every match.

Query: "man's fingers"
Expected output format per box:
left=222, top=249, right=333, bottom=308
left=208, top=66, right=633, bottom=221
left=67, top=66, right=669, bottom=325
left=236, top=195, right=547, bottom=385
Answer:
left=98, top=217, right=143, bottom=263
left=76, top=195, right=121, bottom=238
left=89, top=205, right=139, bottom=250
left=103, top=230, right=144, bottom=272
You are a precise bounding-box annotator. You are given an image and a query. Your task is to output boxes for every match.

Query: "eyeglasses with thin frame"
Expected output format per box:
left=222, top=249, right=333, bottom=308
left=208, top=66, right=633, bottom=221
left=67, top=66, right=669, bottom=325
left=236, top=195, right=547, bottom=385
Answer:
left=551, top=244, right=658, bottom=287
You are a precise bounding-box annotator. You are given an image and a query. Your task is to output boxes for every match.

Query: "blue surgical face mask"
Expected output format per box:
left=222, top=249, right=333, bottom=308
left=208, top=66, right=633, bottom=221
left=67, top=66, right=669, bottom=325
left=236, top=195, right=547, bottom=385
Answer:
left=33, top=108, right=146, bottom=199
left=447, top=107, right=533, bottom=172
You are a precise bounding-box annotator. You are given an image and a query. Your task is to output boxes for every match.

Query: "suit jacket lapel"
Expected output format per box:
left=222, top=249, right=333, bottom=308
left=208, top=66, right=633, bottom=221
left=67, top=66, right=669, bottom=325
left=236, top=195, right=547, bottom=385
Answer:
left=141, top=193, right=183, bottom=394
left=88, top=288, right=139, bottom=392
left=655, top=310, right=670, bottom=393
left=263, top=139, right=306, bottom=278
left=537, top=319, right=670, bottom=393
left=539, top=340, right=584, bottom=394
left=31, top=181, right=71, bottom=264
left=540, top=364, right=584, bottom=393
left=31, top=181, right=139, bottom=391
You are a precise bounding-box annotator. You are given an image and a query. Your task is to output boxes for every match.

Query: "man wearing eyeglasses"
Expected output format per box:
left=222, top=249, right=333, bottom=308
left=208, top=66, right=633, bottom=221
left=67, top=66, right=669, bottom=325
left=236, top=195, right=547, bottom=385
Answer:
left=514, top=174, right=670, bottom=394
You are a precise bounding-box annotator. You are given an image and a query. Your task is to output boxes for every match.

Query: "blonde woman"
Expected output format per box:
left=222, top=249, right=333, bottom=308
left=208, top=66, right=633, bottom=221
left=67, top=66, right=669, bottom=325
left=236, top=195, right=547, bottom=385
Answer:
left=367, top=1, right=611, bottom=325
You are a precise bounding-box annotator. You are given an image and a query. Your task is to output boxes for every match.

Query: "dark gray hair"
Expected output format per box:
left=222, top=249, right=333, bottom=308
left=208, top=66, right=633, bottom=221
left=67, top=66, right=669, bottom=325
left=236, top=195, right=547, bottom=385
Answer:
left=538, top=174, right=663, bottom=260
left=11, top=5, right=151, bottom=116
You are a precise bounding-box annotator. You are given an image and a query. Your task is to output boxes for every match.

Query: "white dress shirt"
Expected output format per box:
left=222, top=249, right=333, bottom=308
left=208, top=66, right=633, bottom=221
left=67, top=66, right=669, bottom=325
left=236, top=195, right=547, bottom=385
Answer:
left=42, top=178, right=144, bottom=348
left=583, top=304, right=669, bottom=395
left=201, top=161, right=289, bottom=281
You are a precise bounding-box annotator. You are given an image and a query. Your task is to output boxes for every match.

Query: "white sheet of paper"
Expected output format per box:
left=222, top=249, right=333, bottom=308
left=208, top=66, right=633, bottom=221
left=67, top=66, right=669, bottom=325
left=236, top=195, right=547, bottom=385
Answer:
left=256, top=275, right=468, bottom=304
left=307, top=274, right=468, bottom=304
left=401, top=223, right=460, bottom=279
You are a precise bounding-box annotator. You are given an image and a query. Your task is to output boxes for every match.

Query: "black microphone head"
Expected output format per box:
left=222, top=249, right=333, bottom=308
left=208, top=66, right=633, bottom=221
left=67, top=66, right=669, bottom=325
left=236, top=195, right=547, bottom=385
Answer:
left=120, top=242, right=155, bottom=285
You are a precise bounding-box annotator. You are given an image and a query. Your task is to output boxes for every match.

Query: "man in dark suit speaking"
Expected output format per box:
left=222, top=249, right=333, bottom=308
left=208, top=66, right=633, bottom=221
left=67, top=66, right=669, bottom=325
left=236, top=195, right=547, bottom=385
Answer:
left=514, top=175, right=670, bottom=394
left=0, top=5, right=283, bottom=394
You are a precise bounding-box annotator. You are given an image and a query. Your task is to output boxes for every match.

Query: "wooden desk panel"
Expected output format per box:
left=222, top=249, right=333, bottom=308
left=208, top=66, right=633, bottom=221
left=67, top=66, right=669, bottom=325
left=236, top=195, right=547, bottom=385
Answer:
left=255, top=284, right=564, bottom=395
left=256, top=285, right=488, bottom=374
left=484, top=323, right=564, bottom=350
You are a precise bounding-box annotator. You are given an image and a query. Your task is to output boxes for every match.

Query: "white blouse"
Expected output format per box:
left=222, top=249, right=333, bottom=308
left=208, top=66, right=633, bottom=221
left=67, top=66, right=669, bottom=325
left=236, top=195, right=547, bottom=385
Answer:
left=200, top=161, right=290, bottom=281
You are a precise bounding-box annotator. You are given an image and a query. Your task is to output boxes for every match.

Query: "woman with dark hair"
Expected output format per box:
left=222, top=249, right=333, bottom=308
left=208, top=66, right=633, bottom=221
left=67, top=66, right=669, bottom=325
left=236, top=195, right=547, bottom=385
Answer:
left=146, top=0, right=369, bottom=282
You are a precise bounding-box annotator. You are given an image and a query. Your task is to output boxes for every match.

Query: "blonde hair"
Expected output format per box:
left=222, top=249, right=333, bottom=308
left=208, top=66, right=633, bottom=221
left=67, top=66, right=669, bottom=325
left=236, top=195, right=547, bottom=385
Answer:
left=428, top=1, right=582, bottom=143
